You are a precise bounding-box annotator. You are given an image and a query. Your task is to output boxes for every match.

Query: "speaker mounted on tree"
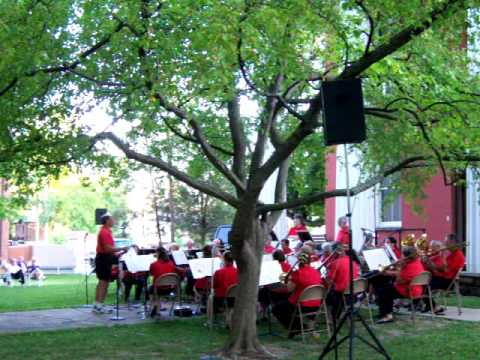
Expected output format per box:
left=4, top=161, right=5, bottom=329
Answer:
left=95, top=208, right=108, bottom=225
left=321, top=78, right=366, bottom=146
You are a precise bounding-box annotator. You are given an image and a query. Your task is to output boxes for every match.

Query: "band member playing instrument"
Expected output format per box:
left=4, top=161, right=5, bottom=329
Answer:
left=336, top=216, right=350, bottom=249
left=93, top=214, right=130, bottom=314
left=149, top=247, right=183, bottom=317
left=423, top=235, right=465, bottom=314
left=263, top=234, right=276, bottom=254
left=375, top=246, right=425, bottom=324
left=302, top=241, right=320, bottom=261
left=320, top=243, right=335, bottom=273
left=273, top=249, right=291, bottom=272
left=287, top=214, right=308, bottom=238
left=272, top=252, right=323, bottom=338
left=281, top=239, right=293, bottom=256
left=213, top=251, right=238, bottom=314
left=326, top=244, right=360, bottom=319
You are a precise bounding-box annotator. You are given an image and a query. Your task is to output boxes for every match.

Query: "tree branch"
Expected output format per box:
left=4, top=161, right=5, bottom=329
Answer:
left=95, top=132, right=240, bottom=207
left=355, top=0, right=375, bottom=56
left=337, top=0, right=465, bottom=80
left=227, top=96, right=247, bottom=182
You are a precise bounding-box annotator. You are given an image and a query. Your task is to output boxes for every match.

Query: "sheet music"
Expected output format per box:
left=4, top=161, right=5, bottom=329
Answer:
left=362, top=248, right=392, bottom=271
left=188, top=258, right=222, bottom=279
left=171, top=250, right=189, bottom=265
left=384, top=244, right=398, bottom=262
left=122, top=249, right=155, bottom=272
left=259, top=261, right=283, bottom=286
left=263, top=254, right=273, bottom=262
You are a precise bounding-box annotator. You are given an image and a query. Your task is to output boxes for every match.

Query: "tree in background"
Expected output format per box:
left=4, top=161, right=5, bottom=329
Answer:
left=36, top=175, right=129, bottom=242
left=1, top=1, right=480, bottom=357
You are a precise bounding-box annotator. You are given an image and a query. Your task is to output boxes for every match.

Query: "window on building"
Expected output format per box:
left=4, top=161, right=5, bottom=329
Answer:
left=378, top=177, right=402, bottom=227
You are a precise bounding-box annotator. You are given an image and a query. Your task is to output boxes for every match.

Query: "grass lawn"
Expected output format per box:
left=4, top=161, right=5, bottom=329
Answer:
left=0, top=274, right=115, bottom=313
left=0, top=316, right=479, bottom=359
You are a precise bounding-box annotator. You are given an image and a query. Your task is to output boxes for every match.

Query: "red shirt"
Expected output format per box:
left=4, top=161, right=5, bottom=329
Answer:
left=394, top=258, right=425, bottom=298
left=288, top=224, right=308, bottom=237
left=213, top=264, right=238, bottom=298
left=263, top=245, right=275, bottom=254
left=443, top=249, right=465, bottom=280
left=429, top=254, right=446, bottom=277
left=336, top=228, right=350, bottom=247
left=150, top=259, right=176, bottom=285
left=392, top=246, right=401, bottom=259
left=96, top=226, right=114, bottom=254
left=279, top=260, right=291, bottom=273
left=289, top=265, right=323, bottom=307
left=194, top=277, right=210, bottom=291
left=328, top=255, right=360, bottom=293
left=282, top=247, right=293, bottom=255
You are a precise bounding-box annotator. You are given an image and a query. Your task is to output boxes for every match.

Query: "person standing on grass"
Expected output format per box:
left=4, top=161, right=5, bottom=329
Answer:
left=93, top=214, right=130, bottom=314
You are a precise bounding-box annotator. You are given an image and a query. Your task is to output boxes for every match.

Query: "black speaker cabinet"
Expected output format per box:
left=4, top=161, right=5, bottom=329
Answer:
left=95, top=208, right=108, bottom=225
left=321, top=78, right=366, bottom=146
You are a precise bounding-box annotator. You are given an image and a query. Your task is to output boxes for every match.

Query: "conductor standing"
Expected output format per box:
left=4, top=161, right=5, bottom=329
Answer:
left=93, top=214, right=129, bottom=314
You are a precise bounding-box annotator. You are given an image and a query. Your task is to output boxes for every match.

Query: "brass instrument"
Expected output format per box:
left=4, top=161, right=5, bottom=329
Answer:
left=279, top=258, right=301, bottom=284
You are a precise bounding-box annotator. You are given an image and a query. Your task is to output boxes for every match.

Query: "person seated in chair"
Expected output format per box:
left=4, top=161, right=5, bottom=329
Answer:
left=27, top=258, right=45, bottom=281
left=212, top=251, right=238, bottom=314
left=375, top=246, right=425, bottom=324
left=149, top=247, right=181, bottom=317
left=272, top=251, right=324, bottom=338
left=422, top=235, right=465, bottom=314
left=6, top=258, right=25, bottom=286
left=325, top=244, right=360, bottom=320
left=280, top=239, right=293, bottom=256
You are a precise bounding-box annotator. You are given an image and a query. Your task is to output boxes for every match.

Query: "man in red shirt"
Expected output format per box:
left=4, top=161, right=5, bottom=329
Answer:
left=93, top=214, right=130, bottom=314
left=325, top=245, right=360, bottom=319
left=272, top=251, right=324, bottom=338
left=376, top=246, right=425, bottom=323
left=281, top=239, right=293, bottom=256
left=213, top=251, right=238, bottom=313
left=287, top=214, right=308, bottom=238
left=263, top=235, right=276, bottom=254
left=336, top=216, right=350, bottom=249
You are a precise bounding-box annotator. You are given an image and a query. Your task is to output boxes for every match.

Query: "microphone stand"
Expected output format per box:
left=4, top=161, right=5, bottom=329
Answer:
left=319, top=144, right=391, bottom=360
left=110, top=261, right=126, bottom=321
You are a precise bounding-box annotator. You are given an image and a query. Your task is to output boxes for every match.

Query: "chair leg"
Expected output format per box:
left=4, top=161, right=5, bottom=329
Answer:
left=410, top=299, right=416, bottom=324
left=287, top=306, right=298, bottom=338
left=299, top=307, right=305, bottom=343
left=455, top=283, right=462, bottom=315
left=323, top=302, right=331, bottom=336
left=427, top=288, right=434, bottom=318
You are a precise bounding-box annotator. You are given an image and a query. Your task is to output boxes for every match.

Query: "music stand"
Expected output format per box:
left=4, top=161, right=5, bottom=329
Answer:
left=110, top=266, right=126, bottom=321
left=318, top=144, right=391, bottom=360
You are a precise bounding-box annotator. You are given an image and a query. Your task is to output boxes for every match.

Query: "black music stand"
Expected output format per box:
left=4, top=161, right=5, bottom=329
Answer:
left=318, top=144, right=391, bottom=360
left=110, top=271, right=126, bottom=321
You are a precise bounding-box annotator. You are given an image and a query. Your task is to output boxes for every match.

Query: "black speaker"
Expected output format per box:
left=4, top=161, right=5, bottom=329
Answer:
left=95, top=208, right=108, bottom=225
left=321, top=78, right=366, bottom=146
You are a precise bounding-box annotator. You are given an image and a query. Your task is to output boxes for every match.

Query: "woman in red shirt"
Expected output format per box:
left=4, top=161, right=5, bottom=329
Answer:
left=336, top=216, right=350, bottom=249
left=272, top=251, right=324, bottom=338
left=149, top=247, right=180, bottom=317
left=376, top=246, right=425, bottom=324
left=213, top=251, right=238, bottom=313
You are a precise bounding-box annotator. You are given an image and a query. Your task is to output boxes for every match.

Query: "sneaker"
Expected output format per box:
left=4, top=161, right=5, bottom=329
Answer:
left=92, top=305, right=106, bottom=314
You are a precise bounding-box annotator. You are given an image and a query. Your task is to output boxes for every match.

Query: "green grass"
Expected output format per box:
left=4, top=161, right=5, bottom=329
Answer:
left=0, top=274, right=114, bottom=313
left=0, top=316, right=478, bottom=360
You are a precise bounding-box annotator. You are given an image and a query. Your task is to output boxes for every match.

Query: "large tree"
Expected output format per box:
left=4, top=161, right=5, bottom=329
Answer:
left=2, top=0, right=480, bottom=357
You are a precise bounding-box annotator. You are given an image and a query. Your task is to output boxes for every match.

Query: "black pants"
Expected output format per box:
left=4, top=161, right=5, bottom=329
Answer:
left=424, top=276, right=452, bottom=310
left=123, top=276, right=145, bottom=302
left=213, top=297, right=235, bottom=314
left=376, top=283, right=420, bottom=317
left=272, top=300, right=319, bottom=332
left=258, top=286, right=289, bottom=309
left=326, top=290, right=345, bottom=320
left=11, top=270, right=25, bottom=284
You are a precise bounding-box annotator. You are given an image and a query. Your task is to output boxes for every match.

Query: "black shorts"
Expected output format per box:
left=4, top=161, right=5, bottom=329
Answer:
left=95, top=253, right=116, bottom=281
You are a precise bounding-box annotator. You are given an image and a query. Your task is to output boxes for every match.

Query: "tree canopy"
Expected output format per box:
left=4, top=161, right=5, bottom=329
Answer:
left=1, top=0, right=480, bottom=356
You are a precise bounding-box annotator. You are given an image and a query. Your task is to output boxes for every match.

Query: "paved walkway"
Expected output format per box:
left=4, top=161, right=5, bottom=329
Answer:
left=0, top=304, right=478, bottom=335
left=0, top=304, right=179, bottom=334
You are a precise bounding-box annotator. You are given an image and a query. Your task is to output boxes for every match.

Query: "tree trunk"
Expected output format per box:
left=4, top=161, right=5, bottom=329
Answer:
left=221, top=206, right=273, bottom=358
